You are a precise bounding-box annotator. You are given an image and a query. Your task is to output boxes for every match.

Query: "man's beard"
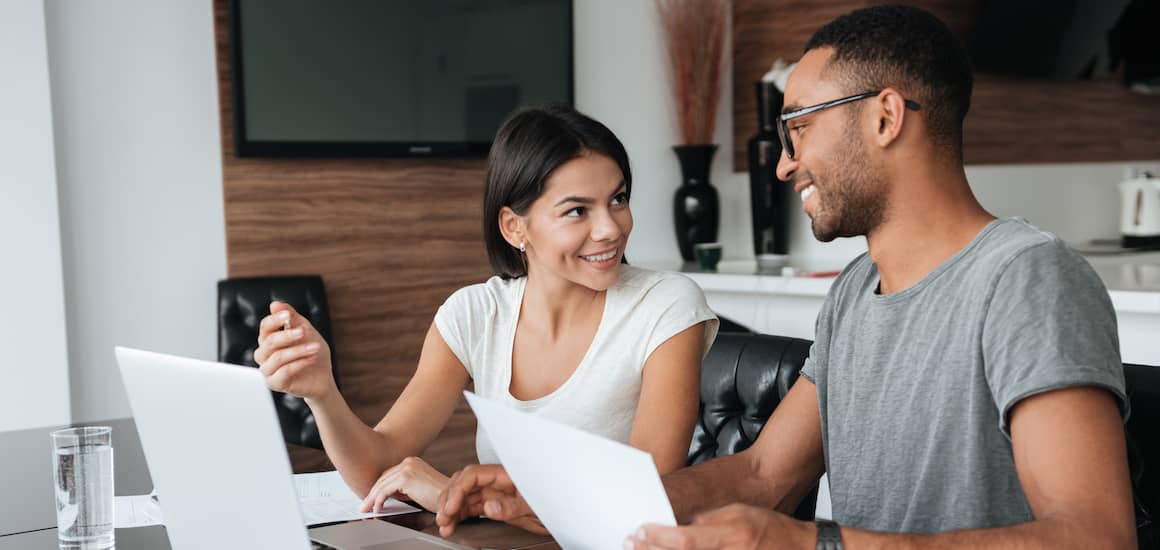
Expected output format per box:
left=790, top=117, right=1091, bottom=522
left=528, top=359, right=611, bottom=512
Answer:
left=808, top=130, right=887, bottom=242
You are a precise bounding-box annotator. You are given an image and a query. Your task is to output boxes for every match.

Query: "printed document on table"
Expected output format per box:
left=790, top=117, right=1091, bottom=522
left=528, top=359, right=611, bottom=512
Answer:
left=464, top=391, right=676, bottom=550
left=114, top=493, right=164, bottom=528
left=295, top=470, right=419, bottom=526
left=113, top=472, right=417, bottom=529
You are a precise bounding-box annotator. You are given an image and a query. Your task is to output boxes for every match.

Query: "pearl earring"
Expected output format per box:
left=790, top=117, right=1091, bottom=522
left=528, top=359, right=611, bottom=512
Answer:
left=519, top=242, right=526, bottom=252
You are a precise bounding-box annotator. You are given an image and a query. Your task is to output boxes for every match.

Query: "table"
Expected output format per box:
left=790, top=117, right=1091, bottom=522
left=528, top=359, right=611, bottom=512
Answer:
left=0, top=419, right=556, bottom=549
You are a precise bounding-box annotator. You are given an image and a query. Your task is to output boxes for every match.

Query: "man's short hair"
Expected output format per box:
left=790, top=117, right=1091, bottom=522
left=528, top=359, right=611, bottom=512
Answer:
left=805, top=5, right=974, bottom=157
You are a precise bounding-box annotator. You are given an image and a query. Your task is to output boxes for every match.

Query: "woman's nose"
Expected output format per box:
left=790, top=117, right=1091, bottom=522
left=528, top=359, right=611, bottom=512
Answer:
left=590, top=210, right=623, bottom=241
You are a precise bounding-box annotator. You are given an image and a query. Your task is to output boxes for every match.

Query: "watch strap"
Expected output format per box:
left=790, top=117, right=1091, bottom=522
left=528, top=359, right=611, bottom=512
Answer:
left=816, top=519, right=843, bottom=550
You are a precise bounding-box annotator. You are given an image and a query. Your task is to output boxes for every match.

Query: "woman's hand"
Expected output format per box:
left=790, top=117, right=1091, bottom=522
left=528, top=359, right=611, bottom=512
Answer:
left=359, top=457, right=450, bottom=513
left=253, top=301, right=336, bottom=401
left=436, top=464, right=547, bottom=536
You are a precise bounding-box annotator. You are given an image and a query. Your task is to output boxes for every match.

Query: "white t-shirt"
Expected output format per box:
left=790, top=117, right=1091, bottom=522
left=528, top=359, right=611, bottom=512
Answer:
left=433, top=265, right=719, bottom=465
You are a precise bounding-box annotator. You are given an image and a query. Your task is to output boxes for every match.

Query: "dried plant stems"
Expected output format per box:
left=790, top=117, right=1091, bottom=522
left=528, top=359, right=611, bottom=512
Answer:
left=656, top=0, right=728, bottom=145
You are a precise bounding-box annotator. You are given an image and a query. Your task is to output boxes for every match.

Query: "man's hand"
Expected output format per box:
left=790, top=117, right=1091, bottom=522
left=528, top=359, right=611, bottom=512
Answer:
left=435, top=464, right=547, bottom=537
left=626, top=504, right=814, bottom=550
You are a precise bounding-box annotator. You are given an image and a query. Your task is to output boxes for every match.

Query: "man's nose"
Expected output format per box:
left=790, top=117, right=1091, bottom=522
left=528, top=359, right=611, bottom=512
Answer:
left=776, top=148, right=797, bottom=182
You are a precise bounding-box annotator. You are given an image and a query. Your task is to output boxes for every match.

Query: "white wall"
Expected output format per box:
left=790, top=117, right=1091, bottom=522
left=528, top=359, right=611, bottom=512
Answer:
left=45, top=0, right=227, bottom=423
left=574, top=2, right=1158, bottom=270
left=0, top=0, right=72, bottom=431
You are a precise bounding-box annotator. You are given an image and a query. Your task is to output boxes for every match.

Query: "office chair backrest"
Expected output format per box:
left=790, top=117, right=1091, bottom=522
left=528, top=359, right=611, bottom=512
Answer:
left=1125, top=364, right=1159, bottom=549
left=689, top=332, right=817, bottom=520
left=218, top=275, right=338, bottom=449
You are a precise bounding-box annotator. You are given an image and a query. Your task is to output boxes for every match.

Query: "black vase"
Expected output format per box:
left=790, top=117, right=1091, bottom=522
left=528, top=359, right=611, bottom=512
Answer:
left=747, top=81, right=792, bottom=262
left=672, top=144, right=720, bottom=262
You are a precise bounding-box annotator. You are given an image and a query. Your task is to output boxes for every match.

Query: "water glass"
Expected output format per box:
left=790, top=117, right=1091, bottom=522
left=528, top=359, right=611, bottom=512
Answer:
left=51, top=426, right=114, bottom=549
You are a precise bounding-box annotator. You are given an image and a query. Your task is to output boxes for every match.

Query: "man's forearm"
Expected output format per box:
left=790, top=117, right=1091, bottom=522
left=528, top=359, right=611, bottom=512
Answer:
left=664, top=449, right=816, bottom=523
left=840, top=516, right=1135, bottom=550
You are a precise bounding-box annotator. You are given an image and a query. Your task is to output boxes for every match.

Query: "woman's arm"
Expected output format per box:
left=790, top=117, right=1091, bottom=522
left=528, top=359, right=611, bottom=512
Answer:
left=629, top=322, right=707, bottom=474
left=301, top=321, right=469, bottom=498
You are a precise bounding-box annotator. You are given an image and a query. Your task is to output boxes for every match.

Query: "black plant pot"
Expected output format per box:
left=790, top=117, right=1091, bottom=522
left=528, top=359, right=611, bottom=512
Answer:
left=672, top=144, right=720, bottom=261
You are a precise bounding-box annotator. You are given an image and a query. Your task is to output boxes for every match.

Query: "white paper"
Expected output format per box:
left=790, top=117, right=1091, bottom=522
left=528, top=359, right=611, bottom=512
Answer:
left=294, top=470, right=418, bottom=526
left=114, top=493, right=164, bottom=528
left=464, top=391, right=676, bottom=550
left=113, top=471, right=418, bottom=529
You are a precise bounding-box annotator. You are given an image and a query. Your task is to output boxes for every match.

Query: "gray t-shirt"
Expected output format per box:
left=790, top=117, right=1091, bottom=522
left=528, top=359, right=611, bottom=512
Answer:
left=802, top=217, right=1128, bottom=533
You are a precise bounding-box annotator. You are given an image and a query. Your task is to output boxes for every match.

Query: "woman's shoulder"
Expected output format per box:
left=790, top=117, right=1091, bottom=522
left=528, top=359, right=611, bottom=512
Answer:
left=442, top=275, right=524, bottom=315
left=614, top=265, right=706, bottom=303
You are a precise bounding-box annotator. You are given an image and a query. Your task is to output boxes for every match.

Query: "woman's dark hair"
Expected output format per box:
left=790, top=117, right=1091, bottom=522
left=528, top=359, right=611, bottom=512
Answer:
left=483, top=104, right=632, bottom=279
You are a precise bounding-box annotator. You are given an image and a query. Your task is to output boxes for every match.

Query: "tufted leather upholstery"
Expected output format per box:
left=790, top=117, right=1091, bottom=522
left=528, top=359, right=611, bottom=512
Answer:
left=688, top=332, right=817, bottom=520
left=217, top=275, right=338, bottom=449
left=1126, top=364, right=1159, bottom=549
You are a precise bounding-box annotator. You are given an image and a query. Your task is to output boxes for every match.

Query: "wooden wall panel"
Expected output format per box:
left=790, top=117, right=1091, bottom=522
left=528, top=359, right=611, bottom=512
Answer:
left=732, top=0, right=1160, bottom=170
left=213, top=0, right=487, bottom=474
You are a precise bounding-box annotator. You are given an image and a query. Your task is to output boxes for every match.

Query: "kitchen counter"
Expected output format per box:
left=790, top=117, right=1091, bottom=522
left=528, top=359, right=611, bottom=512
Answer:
left=654, top=252, right=1160, bottom=314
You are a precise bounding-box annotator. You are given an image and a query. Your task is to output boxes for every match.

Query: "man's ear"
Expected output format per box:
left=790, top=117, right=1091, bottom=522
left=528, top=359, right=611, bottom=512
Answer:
left=872, top=88, right=909, bottom=149
left=498, top=206, right=524, bottom=249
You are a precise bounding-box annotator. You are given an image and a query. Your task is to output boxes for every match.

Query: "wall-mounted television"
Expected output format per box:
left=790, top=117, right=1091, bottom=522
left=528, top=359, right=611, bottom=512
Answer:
left=229, top=0, right=574, bottom=158
left=968, top=0, right=1149, bottom=82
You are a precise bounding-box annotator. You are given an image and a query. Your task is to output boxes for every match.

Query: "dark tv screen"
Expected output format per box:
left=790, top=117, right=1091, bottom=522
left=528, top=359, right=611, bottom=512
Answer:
left=968, top=0, right=1132, bottom=80
left=230, top=0, right=573, bottom=158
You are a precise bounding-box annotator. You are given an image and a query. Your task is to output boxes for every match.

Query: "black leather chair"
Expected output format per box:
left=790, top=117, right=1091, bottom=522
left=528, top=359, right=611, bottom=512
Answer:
left=1126, top=364, right=1159, bottom=549
left=218, top=275, right=338, bottom=449
left=688, top=332, right=818, bottom=520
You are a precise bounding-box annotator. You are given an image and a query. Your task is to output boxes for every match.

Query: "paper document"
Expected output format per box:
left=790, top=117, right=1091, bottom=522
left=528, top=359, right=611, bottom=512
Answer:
left=464, top=391, right=676, bottom=550
left=294, top=470, right=418, bottom=526
left=114, top=493, right=164, bottom=528
left=113, top=471, right=417, bottom=529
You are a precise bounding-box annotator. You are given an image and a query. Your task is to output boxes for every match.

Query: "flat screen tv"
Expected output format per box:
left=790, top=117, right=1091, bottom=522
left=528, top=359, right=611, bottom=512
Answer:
left=229, top=0, right=574, bottom=158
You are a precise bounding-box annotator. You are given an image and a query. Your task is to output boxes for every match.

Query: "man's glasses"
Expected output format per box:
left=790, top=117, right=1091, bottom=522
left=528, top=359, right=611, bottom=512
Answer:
left=777, top=91, right=921, bottom=160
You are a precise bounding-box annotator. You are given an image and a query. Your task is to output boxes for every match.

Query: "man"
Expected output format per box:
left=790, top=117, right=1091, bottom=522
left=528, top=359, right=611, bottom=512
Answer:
left=435, top=5, right=1137, bottom=549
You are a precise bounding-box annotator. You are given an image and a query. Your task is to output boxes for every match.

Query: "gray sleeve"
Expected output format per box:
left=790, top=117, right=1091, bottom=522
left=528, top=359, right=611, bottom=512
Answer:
left=982, top=241, right=1128, bottom=438
left=800, top=290, right=836, bottom=384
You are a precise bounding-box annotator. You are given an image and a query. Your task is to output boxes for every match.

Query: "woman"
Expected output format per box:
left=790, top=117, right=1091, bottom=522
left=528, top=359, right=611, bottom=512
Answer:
left=253, top=105, right=718, bottom=515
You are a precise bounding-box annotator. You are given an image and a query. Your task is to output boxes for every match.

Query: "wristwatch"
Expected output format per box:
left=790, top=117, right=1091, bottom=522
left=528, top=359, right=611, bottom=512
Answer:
left=816, top=519, right=843, bottom=550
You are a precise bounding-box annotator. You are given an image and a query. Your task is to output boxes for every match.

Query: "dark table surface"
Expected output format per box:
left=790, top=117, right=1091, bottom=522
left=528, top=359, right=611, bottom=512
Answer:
left=0, top=419, right=555, bottom=549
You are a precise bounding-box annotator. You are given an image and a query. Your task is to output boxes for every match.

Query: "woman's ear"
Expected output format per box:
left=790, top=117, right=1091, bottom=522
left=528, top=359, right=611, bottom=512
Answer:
left=498, top=206, right=524, bottom=249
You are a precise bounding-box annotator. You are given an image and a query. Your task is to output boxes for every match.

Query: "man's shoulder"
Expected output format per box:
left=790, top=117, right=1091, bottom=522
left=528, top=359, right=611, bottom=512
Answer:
left=972, top=218, right=1091, bottom=284
left=972, top=217, right=1063, bottom=264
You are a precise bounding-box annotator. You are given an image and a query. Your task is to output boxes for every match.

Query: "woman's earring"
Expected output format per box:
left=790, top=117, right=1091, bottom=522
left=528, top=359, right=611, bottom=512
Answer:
left=519, top=242, right=526, bottom=253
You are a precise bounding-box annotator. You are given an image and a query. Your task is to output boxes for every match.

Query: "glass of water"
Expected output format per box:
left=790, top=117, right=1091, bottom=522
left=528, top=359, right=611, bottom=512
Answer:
left=51, top=426, right=114, bottom=549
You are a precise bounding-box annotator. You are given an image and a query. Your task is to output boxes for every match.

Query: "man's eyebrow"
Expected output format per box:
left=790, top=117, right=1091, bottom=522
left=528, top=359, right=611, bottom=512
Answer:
left=781, top=103, right=803, bottom=115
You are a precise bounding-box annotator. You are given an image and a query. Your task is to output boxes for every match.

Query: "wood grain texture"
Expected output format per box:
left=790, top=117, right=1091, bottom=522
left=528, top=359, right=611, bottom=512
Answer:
left=214, top=0, right=486, bottom=475
left=732, top=0, right=1160, bottom=170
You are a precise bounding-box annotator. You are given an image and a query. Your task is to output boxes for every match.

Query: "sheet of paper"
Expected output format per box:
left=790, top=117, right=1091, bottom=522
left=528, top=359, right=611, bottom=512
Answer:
left=294, top=470, right=419, bottom=526
left=114, top=494, right=164, bottom=528
left=464, top=391, right=676, bottom=550
left=112, top=471, right=418, bottom=530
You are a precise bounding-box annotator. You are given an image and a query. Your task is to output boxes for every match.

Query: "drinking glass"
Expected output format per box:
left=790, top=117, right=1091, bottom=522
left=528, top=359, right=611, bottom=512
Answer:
left=51, top=426, right=114, bottom=549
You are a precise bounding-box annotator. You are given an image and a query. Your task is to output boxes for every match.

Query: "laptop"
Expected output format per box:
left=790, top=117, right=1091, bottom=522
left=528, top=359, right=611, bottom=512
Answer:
left=114, top=346, right=472, bottom=550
